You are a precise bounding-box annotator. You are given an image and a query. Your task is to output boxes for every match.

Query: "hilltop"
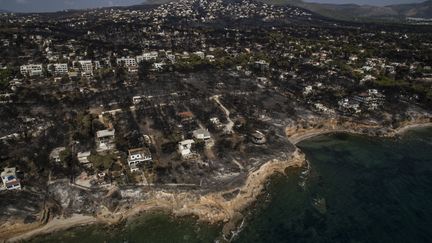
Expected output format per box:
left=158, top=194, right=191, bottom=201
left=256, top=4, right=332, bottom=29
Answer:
left=140, top=0, right=432, bottom=22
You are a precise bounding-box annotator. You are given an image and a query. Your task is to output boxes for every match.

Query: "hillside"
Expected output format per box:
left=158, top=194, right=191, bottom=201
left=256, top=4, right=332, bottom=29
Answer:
left=258, top=0, right=432, bottom=21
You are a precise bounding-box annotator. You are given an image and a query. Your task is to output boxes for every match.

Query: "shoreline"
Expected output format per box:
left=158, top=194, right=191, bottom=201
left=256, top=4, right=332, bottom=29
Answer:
left=3, top=120, right=432, bottom=242
left=4, top=215, right=98, bottom=243
left=287, top=121, right=432, bottom=145
left=5, top=150, right=306, bottom=242
left=393, top=122, right=432, bottom=135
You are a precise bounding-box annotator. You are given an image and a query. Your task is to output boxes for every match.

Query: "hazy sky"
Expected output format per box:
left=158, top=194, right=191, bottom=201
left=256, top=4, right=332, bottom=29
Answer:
left=0, top=0, right=144, bottom=12
left=0, top=0, right=427, bottom=12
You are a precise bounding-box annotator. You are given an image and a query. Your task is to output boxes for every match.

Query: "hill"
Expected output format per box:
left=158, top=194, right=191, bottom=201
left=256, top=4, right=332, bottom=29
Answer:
left=258, top=0, right=432, bottom=21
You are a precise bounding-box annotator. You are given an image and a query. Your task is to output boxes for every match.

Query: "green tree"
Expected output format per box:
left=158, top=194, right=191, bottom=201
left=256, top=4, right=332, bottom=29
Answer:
left=0, top=69, right=11, bottom=89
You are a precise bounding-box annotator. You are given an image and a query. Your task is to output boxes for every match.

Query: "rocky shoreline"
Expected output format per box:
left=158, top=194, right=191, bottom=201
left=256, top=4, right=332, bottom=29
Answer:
left=2, top=119, right=432, bottom=242
left=3, top=150, right=306, bottom=242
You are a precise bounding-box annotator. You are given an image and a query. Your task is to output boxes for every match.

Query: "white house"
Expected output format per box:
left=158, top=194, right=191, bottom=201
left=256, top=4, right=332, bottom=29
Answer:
left=136, top=51, right=158, bottom=63
left=78, top=60, right=93, bottom=76
left=116, top=57, right=137, bottom=67
left=132, top=95, right=143, bottom=104
left=193, top=129, right=213, bottom=147
left=20, top=64, right=43, bottom=76
left=193, top=51, right=205, bottom=59
left=96, top=129, right=115, bottom=152
left=1, top=167, right=21, bottom=190
left=153, top=62, right=165, bottom=70
left=77, top=151, right=91, bottom=167
left=48, top=63, right=68, bottom=75
left=178, top=139, right=195, bottom=158
left=127, top=147, right=152, bottom=172
left=193, top=129, right=211, bottom=140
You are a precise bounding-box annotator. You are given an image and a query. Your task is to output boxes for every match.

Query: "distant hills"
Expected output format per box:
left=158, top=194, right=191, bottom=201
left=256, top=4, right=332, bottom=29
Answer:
left=258, top=0, right=432, bottom=21
left=2, top=0, right=431, bottom=22
left=139, top=0, right=432, bottom=21
left=387, top=0, right=432, bottom=18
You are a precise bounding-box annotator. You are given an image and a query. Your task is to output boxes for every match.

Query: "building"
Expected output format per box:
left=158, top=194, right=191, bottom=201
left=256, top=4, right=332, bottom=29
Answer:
left=177, top=111, right=193, bottom=122
left=96, top=129, right=115, bottom=152
left=20, top=64, right=43, bottom=76
left=178, top=139, right=195, bottom=158
left=78, top=60, right=93, bottom=76
left=136, top=51, right=158, bottom=63
left=1, top=167, right=21, bottom=190
left=193, top=128, right=213, bottom=147
left=206, top=55, right=215, bottom=62
left=127, top=147, right=152, bottom=172
left=153, top=62, right=165, bottom=70
left=338, top=98, right=362, bottom=114
left=48, top=63, right=68, bottom=75
left=193, top=129, right=211, bottom=140
left=77, top=151, right=91, bottom=167
left=132, top=95, right=143, bottom=104
left=49, top=147, right=66, bottom=163
left=116, top=57, right=137, bottom=67
left=193, top=51, right=205, bottom=59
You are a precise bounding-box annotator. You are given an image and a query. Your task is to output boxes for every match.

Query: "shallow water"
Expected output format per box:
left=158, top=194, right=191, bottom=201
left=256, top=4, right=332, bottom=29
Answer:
left=32, top=128, right=432, bottom=243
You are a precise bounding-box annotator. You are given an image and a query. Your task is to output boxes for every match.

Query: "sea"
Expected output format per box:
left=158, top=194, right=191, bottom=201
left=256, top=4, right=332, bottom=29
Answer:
left=32, top=127, right=432, bottom=243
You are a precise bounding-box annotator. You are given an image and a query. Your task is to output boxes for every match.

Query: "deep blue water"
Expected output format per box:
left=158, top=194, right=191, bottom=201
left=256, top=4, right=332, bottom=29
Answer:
left=33, top=127, right=432, bottom=243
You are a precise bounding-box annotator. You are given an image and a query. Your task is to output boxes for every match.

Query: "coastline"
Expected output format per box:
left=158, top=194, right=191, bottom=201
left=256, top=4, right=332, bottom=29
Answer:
left=393, top=122, right=432, bottom=135
left=3, top=120, right=432, bottom=242
left=287, top=120, right=432, bottom=145
left=4, top=150, right=306, bottom=242
left=4, top=215, right=98, bottom=243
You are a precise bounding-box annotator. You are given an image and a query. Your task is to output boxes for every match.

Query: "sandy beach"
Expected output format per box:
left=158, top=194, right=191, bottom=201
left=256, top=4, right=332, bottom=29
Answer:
left=286, top=120, right=432, bottom=145
left=394, top=122, right=432, bottom=135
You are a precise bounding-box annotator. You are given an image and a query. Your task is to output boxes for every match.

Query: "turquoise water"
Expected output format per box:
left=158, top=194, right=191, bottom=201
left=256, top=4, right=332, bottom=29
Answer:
left=32, top=128, right=432, bottom=243
left=235, top=128, right=432, bottom=243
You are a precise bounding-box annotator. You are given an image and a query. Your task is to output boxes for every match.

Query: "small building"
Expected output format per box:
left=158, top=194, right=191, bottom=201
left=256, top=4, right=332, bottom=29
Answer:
left=117, top=57, right=137, bottom=67
left=210, top=117, right=223, bottom=129
left=250, top=131, right=267, bottom=145
left=127, top=147, right=152, bottom=172
left=132, top=95, right=143, bottom=104
left=20, top=64, right=43, bottom=77
left=192, top=129, right=211, bottom=141
left=177, top=111, right=193, bottom=122
left=178, top=139, right=195, bottom=158
left=136, top=51, right=158, bottom=62
left=192, top=129, right=213, bottom=146
left=49, top=147, right=66, bottom=163
left=77, top=151, right=91, bottom=167
left=78, top=60, right=93, bottom=76
left=193, top=51, right=205, bottom=59
left=48, top=63, right=68, bottom=75
left=153, top=62, right=165, bottom=70
left=1, top=167, right=21, bottom=190
left=96, top=129, right=115, bottom=152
